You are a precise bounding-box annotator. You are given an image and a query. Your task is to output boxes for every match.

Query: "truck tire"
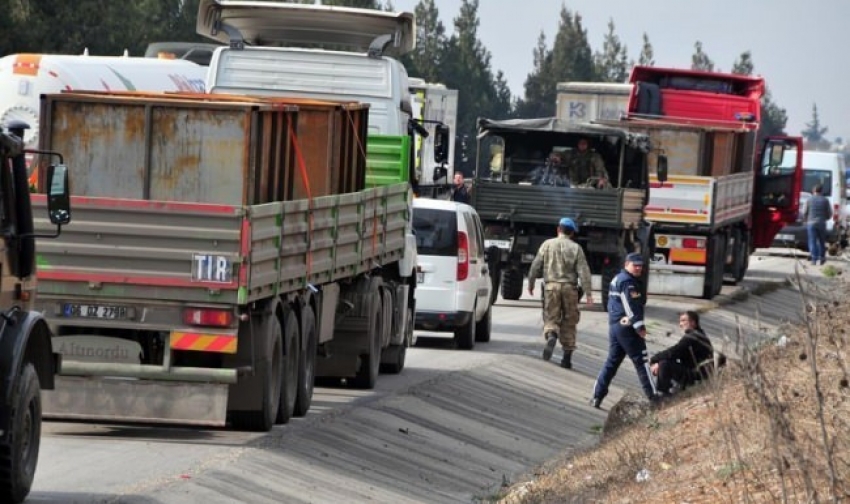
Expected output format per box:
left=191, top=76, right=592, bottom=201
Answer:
left=454, top=302, right=476, bottom=350
left=276, top=311, right=299, bottom=424
left=702, top=235, right=726, bottom=299
left=500, top=268, right=523, bottom=301
left=731, top=229, right=750, bottom=284
left=351, top=286, right=382, bottom=389
left=230, top=315, right=283, bottom=431
left=0, top=363, right=41, bottom=504
left=293, top=305, right=316, bottom=418
left=601, top=263, right=619, bottom=311
left=474, top=305, right=492, bottom=343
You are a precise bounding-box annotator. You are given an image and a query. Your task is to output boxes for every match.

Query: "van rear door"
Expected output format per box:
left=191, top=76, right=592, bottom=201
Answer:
left=413, top=206, right=460, bottom=312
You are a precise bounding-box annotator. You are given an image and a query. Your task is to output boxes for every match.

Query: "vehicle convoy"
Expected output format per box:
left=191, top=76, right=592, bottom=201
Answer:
left=557, top=67, right=804, bottom=299
left=0, top=122, right=71, bottom=503
left=471, top=117, right=655, bottom=308
left=30, top=1, right=429, bottom=432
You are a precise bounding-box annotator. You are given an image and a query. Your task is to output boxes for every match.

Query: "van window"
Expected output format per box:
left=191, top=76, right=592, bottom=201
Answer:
left=802, top=169, right=832, bottom=196
left=413, top=207, right=458, bottom=256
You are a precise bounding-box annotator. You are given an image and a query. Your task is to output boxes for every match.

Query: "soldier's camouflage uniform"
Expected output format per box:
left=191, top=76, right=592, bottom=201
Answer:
left=527, top=235, right=592, bottom=352
left=568, top=151, right=608, bottom=187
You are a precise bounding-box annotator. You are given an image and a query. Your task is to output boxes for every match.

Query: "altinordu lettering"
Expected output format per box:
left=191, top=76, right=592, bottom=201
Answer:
left=57, top=341, right=131, bottom=361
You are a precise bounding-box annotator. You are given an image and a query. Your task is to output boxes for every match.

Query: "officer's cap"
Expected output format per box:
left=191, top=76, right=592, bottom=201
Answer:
left=558, top=217, right=578, bottom=232
left=625, top=252, right=644, bottom=265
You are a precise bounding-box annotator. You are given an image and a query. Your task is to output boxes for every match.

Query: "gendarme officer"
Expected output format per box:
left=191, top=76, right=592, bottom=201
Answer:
left=590, top=252, right=656, bottom=408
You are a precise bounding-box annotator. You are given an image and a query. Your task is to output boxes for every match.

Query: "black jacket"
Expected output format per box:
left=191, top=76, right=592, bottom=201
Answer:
left=650, top=328, right=713, bottom=370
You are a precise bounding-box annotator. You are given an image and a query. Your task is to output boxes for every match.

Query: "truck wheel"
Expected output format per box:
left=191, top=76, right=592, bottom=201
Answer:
left=351, top=291, right=382, bottom=389
left=293, top=305, right=316, bottom=418
left=731, top=230, right=750, bottom=283
left=601, top=263, right=618, bottom=310
left=500, top=268, right=523, bottom=301
left=474, top=305, right=492, bottom=343
left=0, top=363, right=41, bottom=504
left=454, top=303, right=476, bottom=350
left=276, top=311, right=299, bottom=424
left=380, top=295, right=409, bottom=374
left=231, top=316, right=283, bottom=431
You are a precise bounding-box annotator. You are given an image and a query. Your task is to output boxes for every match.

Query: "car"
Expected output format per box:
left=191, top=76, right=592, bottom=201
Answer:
left=772, top=151, right=848, bottom=252
left=412, top=198, right=493, bottom=349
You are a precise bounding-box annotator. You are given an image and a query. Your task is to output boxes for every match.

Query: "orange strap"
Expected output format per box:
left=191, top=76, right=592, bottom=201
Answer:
left=288, top=126, right=314, bottom=279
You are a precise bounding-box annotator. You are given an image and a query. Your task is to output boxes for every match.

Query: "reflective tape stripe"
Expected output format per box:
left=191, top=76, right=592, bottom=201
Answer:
left=170, top=332, right=237, bottom=354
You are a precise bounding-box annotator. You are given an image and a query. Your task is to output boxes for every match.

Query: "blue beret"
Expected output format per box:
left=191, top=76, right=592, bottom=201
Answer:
left=626, top=252, right=644, bottom=265
left=558, top=217, right=578, bottom=232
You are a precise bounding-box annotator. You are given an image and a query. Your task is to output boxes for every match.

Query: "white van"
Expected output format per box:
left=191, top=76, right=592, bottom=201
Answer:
left=773, top=150, right=848, bottom=250
left=412, top=199, right=493, bottom=349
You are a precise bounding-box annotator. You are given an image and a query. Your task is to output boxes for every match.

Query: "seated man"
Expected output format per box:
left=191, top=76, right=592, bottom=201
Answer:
left=524, top=152, right=570, bottom=186
left=649, top=310, right=714, bottom=395
left=568, top=137, right=610, bottom=188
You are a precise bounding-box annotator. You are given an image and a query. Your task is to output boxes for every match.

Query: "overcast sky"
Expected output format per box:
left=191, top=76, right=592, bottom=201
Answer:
left=393, top=0, right=849, bottom=143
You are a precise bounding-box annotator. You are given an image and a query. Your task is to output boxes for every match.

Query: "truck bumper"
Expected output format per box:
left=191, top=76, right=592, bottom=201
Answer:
left=647, top=264, right=705, bottom=297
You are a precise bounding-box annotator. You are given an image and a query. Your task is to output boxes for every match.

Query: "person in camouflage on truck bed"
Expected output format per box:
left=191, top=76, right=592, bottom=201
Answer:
left=527, top=217, right=593, bottom=369
left=568, top=137, right=609, bottom=188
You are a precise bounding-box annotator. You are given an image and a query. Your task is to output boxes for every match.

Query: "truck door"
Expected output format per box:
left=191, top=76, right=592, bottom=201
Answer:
left=751, top=136, right=804, bottom=248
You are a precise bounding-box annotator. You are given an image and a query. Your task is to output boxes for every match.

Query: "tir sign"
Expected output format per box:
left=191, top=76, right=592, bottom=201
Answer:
left=192, top=254, right=232, bottom=283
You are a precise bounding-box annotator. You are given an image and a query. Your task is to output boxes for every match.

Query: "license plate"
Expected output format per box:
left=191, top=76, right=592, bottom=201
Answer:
left=775, top=234, right=795, bottom=242
left=417, top=271, right=424, bottom=284
left=63, top=304, right=129, bottom=320
left=485, top=239, right=511, bottom=249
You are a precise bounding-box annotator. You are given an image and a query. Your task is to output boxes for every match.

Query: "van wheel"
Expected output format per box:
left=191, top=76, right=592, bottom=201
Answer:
left=293, top=305, right=316, bottom=418
left=0, top=363, right=41, bottom=504
left=474, top=305, right=491, bottom=343
left=454, top=304, right=476, bottom=350
left=500, top=268, right=523, bottom=301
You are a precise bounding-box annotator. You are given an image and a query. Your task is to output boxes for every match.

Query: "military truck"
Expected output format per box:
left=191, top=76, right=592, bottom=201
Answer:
left=472, top=117, right=655, bottom=307
left=0, top=122, right=71, bottom=503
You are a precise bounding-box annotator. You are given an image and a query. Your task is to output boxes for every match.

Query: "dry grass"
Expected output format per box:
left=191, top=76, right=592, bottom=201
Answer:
left=499, top=266, right=850, bottom=504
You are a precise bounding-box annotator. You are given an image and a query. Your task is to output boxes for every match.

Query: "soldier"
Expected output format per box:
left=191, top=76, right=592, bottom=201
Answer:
left=527, top=217, right=593, bottom=369
left=568, top=137, right=609, bottom=188
left=590, top=252, right=656, bottom=408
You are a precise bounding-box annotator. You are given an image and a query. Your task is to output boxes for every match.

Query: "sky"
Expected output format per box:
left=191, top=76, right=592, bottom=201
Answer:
left=392, top=0, right=850, bottom=144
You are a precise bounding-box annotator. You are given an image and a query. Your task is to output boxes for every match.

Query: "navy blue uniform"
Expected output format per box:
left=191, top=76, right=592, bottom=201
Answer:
left=592, top=269, right=655, bottom=403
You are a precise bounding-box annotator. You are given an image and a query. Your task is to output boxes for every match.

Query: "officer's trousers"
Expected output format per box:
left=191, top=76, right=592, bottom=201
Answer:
left=592, top=324, right=654, bottom=401
left=542, top=283, right=579, bottom=352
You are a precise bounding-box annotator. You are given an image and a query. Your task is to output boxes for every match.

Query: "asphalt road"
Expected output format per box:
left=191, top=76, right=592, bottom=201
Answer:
left=29, top=250, right=837, bottom=504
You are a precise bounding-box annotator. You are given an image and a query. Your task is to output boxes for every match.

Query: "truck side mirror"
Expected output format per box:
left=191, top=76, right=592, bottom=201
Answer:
left=434, top=124, right=450, bottom=165
left=657, top=155, right=668, bottom=183
left=432, top=165, right=447, bottom=182
left=46, top=164, right=71, bottom=225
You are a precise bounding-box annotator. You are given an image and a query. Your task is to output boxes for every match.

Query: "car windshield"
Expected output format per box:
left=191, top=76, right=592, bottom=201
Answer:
left=802, top=169, right=832, bottom=196
left=412, top=207, right=458, bottom=256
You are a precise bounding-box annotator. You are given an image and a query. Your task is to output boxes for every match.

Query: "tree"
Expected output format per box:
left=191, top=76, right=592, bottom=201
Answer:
left=801, top=103, right=830, bottom=149
left=402, top=0, right=446, bottom=83
left=638, top=33, right=654, bottom=67
left=691, top=41, right=715, bottom=71
left=730, top=51, right=754, bottom=76
left=758, top=90, right=788, bottom=143
left=594, top=19, right=629, bottom=83
left=514, top=31, right=552, bottom=118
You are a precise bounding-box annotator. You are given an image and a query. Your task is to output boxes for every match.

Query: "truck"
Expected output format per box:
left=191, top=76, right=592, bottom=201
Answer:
left=0, top=121, right=71, bottom=503
left=408, top=78, right=458, bottom=193
left=471, top=117, right=655, bottom=308
left=32, top=2, right=432, bottom=432
left=556, top=68, right=803, bottom=298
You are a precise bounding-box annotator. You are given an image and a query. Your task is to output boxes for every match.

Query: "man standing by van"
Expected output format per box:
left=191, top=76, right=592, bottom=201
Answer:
left=527, top=217, right=592, bottom=369
left=804, top=184, right=832, bottom=265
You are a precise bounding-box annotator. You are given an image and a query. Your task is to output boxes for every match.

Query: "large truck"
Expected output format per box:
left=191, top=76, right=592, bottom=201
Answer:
left=471, top=117, right=654, bottom=308
left=31, top=2, right=430, bottom=432
left=408, top=78, right=458, bottom=193
left=0, top=122, right=71, bottom=503
left=557, top=68, right=803, bottom=298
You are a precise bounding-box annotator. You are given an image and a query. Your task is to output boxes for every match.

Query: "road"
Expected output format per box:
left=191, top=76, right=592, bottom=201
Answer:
left=29, top=251, right=836, bottom=504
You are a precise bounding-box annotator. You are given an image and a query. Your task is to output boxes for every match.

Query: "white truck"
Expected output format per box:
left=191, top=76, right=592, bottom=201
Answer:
left=557, top=69, right=803, bottom=299
left=408, top=77, right=458, bottom=192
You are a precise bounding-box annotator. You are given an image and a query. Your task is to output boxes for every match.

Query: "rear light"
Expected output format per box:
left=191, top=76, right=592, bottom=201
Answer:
left=834, top=204, right=840, bottom=221
left=457, top=231, right=469, bottom=281
left=682, top=238, right=706, bottom=249
left=183, top=308, right=234, bottom=328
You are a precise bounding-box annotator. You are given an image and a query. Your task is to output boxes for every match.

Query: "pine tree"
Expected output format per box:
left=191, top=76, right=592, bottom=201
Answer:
left=638, top=33, right=654, bottom=67
left=801, top=103, right=830, bottom=149
left=691, top=41, right=715, bottom=71
left=594, top=19, right=629, bottom=83
left=403, top=0, right=446, bottom=83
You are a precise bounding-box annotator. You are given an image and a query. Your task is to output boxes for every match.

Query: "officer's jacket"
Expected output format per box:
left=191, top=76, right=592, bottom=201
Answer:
left=607, top=269, right=645, bottom=330
left=528, top=235, right=591, bottom=290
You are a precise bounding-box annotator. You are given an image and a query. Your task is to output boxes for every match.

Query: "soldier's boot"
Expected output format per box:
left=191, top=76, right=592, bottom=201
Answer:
left=542, top=332, right=557, bottom=361
left=560, top=351, right=572, bottom=369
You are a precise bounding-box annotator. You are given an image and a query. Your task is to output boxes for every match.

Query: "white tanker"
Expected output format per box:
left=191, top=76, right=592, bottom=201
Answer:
left=0, top=53, right=207, bottom=148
